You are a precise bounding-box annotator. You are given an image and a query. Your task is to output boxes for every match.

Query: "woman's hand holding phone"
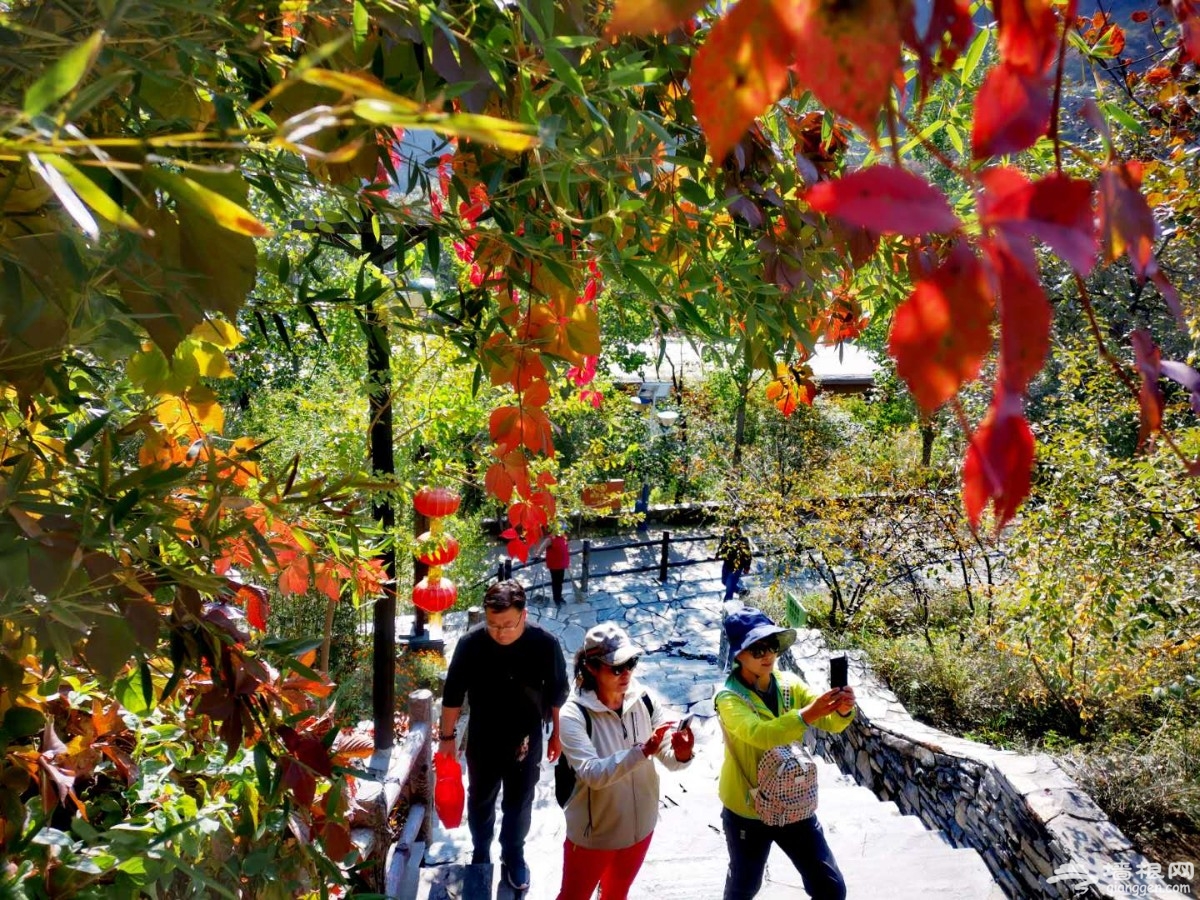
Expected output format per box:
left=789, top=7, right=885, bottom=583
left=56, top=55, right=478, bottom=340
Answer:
left=670, top=718, right=695, bottom=762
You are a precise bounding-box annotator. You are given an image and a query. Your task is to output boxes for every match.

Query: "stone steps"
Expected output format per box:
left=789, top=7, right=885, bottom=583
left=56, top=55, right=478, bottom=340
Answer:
left=421, top=561, right=1004, bottom=900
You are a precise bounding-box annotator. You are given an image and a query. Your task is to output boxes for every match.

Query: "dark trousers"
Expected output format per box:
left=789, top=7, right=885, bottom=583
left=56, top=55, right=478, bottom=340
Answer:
left=466, top=734, right=542, bottom=867
left=722, top=566, right=743, bottom=601
left=721, top=808, right=846, bottom=900
left=550, top=568, right=565, bottom=604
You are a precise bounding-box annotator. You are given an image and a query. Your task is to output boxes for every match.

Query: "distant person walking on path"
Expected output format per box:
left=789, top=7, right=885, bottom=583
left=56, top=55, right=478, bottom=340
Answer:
left=544, top=530, right=571, bottom=606
left=717, top=523, right=753, bottom=601
left=716, top=607, right=857, bottom=900
left=555, top=623, right=695, bottom=900
left=438, top=580, right=569, bottom=893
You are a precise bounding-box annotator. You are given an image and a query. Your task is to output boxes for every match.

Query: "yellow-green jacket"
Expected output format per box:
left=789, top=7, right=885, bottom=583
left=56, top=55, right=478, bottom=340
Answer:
left=715, top=669, right=855, bottom=820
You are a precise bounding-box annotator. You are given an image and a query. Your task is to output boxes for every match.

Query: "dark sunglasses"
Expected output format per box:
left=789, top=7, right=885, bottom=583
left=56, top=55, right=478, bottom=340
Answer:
left=596, top=658, right=638, bottom=675
left=746, top=638, right=780, bottom=659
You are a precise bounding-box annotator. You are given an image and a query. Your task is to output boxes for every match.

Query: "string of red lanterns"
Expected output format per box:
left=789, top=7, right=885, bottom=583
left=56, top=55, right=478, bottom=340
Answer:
left=412, top=486, right=461, bottom=624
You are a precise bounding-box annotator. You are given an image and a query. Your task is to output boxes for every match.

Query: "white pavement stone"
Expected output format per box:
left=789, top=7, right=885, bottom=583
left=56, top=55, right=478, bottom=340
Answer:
left=434, top=571, right=1002, bottom=900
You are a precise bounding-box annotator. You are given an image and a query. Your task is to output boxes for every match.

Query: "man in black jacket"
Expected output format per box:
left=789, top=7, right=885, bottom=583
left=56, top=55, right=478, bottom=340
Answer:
left=438, top=580, right=569, bottom=892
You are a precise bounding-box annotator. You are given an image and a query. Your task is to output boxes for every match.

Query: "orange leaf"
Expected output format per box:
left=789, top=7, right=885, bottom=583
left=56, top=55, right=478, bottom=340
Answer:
left=777, top=0, right=902, bottom=137
left=605, top=0, right=707, bottom=36
left=1131, top=329, right=1164, bottom=450
left=994, top=0, right=1060, bottom=75
left=888, top=244, right=994, bottom=413
left=279, top=556, right=311, bottom=597
left=690, top=0, right=794, bottom=163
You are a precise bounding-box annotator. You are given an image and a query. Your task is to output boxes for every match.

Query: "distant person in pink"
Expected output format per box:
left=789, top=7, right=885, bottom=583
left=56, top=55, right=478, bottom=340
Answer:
left=545, top=531, right=571, bottom=606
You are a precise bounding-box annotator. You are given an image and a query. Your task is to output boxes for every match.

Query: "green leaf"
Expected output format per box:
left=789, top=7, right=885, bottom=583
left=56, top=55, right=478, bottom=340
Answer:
left=352, top=1, right=370, bottom=51
left=24, top=31, right=105, bottom=118
left=1099, top=101, right=1147, bottom=136
left=2, top=706, right=46, bottom=738
left=115, top=666, right=153, bottom=716
left=961, top=26, right=990, bottom=85
left=147, top=169, right=271, bottom=237
left=65, top=411, right=111, bottom=455
left=38, top=156, right=148, bottom=234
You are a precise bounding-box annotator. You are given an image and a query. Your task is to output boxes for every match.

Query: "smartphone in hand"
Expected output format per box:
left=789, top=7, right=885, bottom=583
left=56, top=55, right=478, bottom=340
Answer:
left=676, top=713, right=695, bottom=732
left=830, top=655, right=848, bottom=689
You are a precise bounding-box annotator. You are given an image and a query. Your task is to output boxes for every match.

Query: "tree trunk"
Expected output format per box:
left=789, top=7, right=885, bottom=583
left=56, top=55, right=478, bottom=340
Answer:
left=920, top=418, right=935, bottom=467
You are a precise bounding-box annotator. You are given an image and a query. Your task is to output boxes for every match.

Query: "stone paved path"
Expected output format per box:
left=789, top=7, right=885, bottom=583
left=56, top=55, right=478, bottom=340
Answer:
left=418, top=540, right=1004, bottom=899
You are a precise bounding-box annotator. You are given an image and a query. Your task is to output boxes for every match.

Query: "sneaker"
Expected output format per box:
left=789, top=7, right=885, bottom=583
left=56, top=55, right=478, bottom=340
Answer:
left=502, top=861, right=530, bottom=891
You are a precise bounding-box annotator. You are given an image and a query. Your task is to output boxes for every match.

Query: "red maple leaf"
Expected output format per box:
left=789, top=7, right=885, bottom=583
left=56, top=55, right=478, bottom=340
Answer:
left=995, top=0, right=1061, bottom=74
left=690, top=0, right=794, bottom=164
left=484, top=451, right=531, bottom=503
left=962, top=392, right=1035, bottom=530
left=779, top=0, right=903, bottom=138
left=971, top=63, right=1052, bottom=159
left=978, top=167, right=1096, bottom=275
left=888, top=243, right=995, bottom=413
left=1097, top=162, right=1156, bottom=277
left=805, top=166, right=961, bottom=236
left=982, top=234, right=1051, bottom=395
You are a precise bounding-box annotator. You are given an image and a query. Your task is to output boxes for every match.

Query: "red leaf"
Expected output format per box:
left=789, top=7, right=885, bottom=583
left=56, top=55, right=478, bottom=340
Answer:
left=1131, top=329, right=1164, bottom=449
left=243, top=585, right=270, bottom=629
left=971, top=63, right=1052, bottom=159
left=978, top=168, right=1097, bottom=275
left=888, top=244, right=995, bottom=413
left=983, top=235, right=1052, bottom=395
left=778, top=0, right=903, bottom=137
left=605, top=0, right=707, bottom=36
left=995, top=0, right=1061, bottom=74
left=804, top=166, right=960, bottom=236
left=691, top=0, right=793, bottom=163
left=1172, top=0, right=1200, bottom=62
left=280, top=725, right=334, bottom=777
left=1097, top=163, right=1156, bottom=277
left=962, top=393, right=1035, bottom=529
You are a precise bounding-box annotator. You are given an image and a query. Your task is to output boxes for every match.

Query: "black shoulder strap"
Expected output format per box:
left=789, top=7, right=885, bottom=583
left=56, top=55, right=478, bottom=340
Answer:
left=577, top=701, right=592, bottom=738
left=641, top=693, right=654, bottom=717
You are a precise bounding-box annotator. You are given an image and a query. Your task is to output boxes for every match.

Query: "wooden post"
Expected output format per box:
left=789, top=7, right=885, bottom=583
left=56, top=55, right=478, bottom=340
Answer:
left=467, top=606, right=483, bottom=628
left=409, top=689, right=434, bottom=844
left=580, top=539, right=591, bottom=594
left=659, top=530, right=670, bottom=582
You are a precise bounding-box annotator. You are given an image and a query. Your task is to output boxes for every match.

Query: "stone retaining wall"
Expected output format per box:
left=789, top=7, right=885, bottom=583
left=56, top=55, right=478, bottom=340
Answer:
left=781, top=631, right=1182, bottom=900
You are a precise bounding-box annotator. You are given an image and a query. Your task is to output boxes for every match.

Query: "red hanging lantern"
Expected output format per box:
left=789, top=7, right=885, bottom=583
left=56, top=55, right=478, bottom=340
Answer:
left=416, top=531, right=460, bottom=567
left=413, top=575, right=458, bottom=613
left=413, top=486, right=461, bottom=519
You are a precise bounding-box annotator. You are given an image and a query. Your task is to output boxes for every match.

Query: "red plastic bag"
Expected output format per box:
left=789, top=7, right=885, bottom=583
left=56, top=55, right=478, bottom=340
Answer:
left=434, top=751, right=464, bottom=828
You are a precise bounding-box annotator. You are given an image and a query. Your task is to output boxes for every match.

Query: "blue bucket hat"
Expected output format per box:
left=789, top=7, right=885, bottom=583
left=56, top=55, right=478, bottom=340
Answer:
left=725, top=607, right=796, bottom=659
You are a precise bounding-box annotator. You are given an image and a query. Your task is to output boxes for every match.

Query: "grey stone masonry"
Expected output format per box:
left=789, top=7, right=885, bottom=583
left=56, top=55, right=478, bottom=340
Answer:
left=785, top=629, right=1183, bottom=900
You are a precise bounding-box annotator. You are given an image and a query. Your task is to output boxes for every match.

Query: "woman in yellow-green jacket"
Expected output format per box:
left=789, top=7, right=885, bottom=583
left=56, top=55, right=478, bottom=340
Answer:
left=716, top=607, right=857, bottom=900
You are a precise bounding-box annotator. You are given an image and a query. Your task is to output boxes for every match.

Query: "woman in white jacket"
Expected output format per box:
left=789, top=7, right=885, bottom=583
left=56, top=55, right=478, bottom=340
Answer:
left=555, top=622, right=695, bottom=900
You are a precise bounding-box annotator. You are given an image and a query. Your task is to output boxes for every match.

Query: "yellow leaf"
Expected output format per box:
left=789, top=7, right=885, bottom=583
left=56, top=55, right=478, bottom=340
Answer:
left=190, top=319, right=242, bottom=349
left=148, top=169, right=271, bottom=237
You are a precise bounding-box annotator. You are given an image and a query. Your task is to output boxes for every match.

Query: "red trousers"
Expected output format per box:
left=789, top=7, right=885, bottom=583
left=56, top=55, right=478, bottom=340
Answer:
left=554, top=831, right=653, bottom=900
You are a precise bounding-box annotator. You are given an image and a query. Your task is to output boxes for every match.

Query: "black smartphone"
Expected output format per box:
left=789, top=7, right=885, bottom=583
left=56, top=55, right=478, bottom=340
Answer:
left=676, top=713, right=695, bottom=732
left=830, top=655, right=848, bottom=689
